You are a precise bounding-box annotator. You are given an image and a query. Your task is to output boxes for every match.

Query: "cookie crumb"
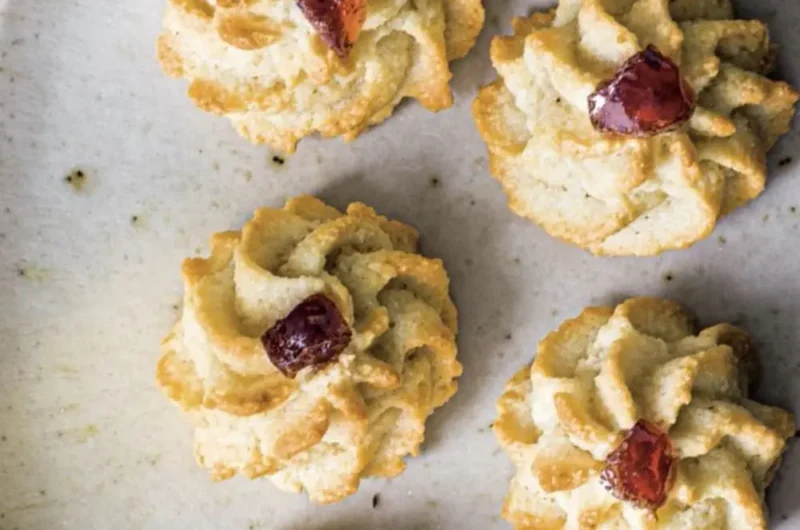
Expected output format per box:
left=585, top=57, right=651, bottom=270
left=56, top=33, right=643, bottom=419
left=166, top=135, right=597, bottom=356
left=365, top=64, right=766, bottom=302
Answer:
left=717, top=236, right=726, bottom=245
left=504, top=333, right=512, bottom=341
left=372, top=493, right=380, bottom=509
left=429, top=177, right=441, bottom=188
left=778, top=157, right=792, bottom=167
left=790, top=206, right=797, bottom=214
left=16, top=264, right=50, bottom=283
left=271, top=155, right=286, bottom=166
left=663, top=273, right=674, bottom=282
left=64, top=168, right=87, bottom=192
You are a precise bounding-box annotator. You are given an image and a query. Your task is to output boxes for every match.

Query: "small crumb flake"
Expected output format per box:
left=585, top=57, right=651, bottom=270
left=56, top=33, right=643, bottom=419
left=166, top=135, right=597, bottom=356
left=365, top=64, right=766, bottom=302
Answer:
left=663, top=273, right=674, bottom=282
left=372, top=493, right=380, bottom=509
left=16, top=264, right=50, bottom=283
left=429, top=176, right=441, bottom=188
left=64, top=168, right=87, bottom=192
left=778, top=157, right=792, bottom=167
left=271, top=155, right=286, bottom=166
left=78, top=424, right=99, bottom=443
left=717, top=236, right=727, bottom=245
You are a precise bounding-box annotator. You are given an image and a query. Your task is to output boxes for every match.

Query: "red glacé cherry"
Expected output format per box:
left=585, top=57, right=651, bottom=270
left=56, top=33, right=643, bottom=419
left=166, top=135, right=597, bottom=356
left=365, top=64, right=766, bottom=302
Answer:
left=262, top=294, right=352, bottom=378
left=297, top=0, right=367, bottom=57
left=588, top=45, right=696, bottom=136
left=600, top=420, right=676, bottom=510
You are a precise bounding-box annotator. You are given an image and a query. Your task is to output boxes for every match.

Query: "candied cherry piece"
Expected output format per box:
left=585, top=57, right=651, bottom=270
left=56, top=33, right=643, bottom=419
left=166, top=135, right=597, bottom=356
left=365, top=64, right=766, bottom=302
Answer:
left=297, top=0, right=367, bottom=57
left=588, top=45, right=696, bottom=136
left=262, top=294, right=352, bottom=378
left=600, top=420, right=676, bottom=510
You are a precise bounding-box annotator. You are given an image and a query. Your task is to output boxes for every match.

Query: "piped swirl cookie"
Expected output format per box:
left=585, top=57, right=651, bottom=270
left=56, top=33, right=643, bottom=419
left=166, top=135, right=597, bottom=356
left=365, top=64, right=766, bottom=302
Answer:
left=157, top=0, right=484, bottom=153
left=157, top=196, right=461, bottom=503
left=473, top=0, right=798, bottom=256
left=494, top=297, right=795, bottom=529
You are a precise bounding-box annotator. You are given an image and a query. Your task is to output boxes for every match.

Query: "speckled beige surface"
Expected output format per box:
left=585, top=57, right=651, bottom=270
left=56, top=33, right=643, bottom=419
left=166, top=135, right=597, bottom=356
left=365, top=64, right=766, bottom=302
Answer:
left=0, top=1, right=798, bottom=529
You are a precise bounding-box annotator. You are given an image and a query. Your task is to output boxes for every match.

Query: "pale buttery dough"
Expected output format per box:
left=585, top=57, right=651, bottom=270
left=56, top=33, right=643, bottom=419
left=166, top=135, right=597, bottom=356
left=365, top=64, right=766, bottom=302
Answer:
left=495, top=297, right=796, bottom=530
left=157, top=0, right=484, bottom=153
left=473, top=0, right=799, bottom=256
left=157, top=196, right=460, bottom=503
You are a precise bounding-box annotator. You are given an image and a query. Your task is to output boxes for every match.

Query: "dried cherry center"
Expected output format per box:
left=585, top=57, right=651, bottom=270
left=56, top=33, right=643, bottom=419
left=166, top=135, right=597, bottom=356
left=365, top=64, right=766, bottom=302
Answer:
left=262, top=293, right=352, bottom=378
left=588, top=45, right=696, bottom=136
left=297, top=0, right=367, bottom=57
left=600, top=419, right=676, bottom=510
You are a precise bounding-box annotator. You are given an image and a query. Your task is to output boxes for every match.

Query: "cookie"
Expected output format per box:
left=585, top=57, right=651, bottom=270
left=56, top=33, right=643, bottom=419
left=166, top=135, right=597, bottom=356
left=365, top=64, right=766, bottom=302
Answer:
left=157, top=0, right=484, bottom=153
left=473, top=0, right=798, bottom=256
left=494, top=297, right=795, bottom=529
left=157, top=196, right=461, bottom=503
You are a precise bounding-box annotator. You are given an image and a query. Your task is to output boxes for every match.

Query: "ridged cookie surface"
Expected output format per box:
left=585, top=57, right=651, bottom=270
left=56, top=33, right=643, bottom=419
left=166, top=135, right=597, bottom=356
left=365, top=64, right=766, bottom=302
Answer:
left=473, top=0, right=798, bottom=256
left=157, top=196, right=461, bottom=503
left=495, top=297, right=795, bottom=529
left=157, top=0, right=484, bottom=152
